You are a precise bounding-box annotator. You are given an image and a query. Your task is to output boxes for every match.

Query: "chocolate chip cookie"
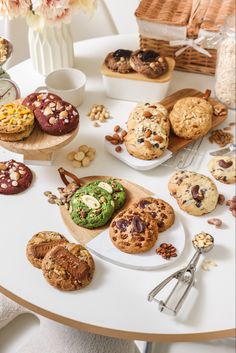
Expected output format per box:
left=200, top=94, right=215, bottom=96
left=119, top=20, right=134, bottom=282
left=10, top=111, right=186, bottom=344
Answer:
left=130, top=49, right=168, bottom=78
left=127, top=102, right=169, bottom=133
left=42, top=243, right=95, bottom=291
left=134, top=197, right=175, bottom=232
left=168, top=170, right=197, bottom=197
left=105, top=49, right=134, bottom=73
left=69, top=185, right=115, bottom=229
left=26, top=231, right=69, bottom=269
left=175, top=173, right=219, bottom=216
left=34, top=100, right=79, bottom=136
left=169, top=97, right=213, bottom=140
left=125, top=120, right=169, bottom=160
left=85, top=178, right=126, bottom=210
left=0, top=159, right=33, bottom=195
left=208, top=156, right=236, bottom=184
left=109, top=208, right=158, bottom=254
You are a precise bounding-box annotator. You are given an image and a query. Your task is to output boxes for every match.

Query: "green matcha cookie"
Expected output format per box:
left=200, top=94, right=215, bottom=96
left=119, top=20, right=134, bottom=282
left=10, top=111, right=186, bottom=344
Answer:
left=70, top=185, right=115, bottom=229
left=86, top=179, right=126, bottom=210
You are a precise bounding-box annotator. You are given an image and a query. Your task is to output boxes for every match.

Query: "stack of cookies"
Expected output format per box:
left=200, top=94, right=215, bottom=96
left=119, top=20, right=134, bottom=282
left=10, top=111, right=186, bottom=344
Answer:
left=109, top=197, right=175, bottom=254
left=0, top=103, right=35, bottom=141
left=168, top=171, right=219, bottom=216
left=105, top=48, right=168, bottom=78
left=69, top=178, right=126, bottom=229
left=124, top=102, right=170, bottom=160
left=26, top=231, right=95, bottom=291
left=22, top=92, right=79, bottom=136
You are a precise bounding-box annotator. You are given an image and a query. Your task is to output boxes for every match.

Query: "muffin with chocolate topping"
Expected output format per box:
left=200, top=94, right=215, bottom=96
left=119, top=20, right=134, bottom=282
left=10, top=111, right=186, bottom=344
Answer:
left=130, top=49, right=168, bottom=78
left=105, top=49, right=134, bottom=73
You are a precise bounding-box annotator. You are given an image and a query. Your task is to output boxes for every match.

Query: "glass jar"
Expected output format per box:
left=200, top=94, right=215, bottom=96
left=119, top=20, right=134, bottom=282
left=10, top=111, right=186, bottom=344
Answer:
left=215, top=14, right=236, bottom=109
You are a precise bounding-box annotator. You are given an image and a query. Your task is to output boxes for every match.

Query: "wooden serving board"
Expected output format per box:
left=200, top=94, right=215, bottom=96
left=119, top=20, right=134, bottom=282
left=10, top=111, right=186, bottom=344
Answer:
left=0, top=99, right=79, bottom=162
left=60, top=176, right=153, bottom=245
left=161, top=88, right=228, bottom=154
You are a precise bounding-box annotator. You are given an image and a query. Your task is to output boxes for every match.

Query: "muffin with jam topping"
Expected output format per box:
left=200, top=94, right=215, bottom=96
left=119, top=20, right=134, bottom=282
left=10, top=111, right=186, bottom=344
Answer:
left=130, top=49, right=168, bottom=78
left=105, top=49, right=134, bottom=73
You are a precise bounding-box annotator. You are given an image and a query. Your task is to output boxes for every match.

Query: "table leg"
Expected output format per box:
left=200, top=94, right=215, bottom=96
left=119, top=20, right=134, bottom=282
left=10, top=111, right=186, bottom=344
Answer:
left=144, top=341, right=153, bottom=353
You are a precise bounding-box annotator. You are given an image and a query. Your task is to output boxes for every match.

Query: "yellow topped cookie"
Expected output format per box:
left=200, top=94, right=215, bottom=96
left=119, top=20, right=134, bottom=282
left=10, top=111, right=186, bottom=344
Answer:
left=0, top=103, right=35, bottom=134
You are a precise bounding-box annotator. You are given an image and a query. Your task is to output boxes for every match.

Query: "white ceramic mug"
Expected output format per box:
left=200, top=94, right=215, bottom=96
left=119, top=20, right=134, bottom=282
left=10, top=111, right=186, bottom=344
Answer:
left=36, top=68, right=86, bottom=107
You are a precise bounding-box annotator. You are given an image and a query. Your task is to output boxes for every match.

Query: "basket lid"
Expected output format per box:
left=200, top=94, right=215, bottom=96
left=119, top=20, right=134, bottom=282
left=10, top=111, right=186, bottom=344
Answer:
left=135, top=0, right=193, bottom=26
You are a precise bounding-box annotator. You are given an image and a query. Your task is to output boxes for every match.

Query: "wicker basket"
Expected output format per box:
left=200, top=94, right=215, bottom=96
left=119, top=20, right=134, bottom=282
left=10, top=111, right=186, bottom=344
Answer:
left=135, top=0, right=235, bottom=76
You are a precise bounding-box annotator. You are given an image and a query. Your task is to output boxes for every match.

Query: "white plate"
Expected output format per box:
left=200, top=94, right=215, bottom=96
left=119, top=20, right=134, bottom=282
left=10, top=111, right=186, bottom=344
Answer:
left=86, top=211, right=186, bottom=271
left=104, top=139, right=173, bottom=171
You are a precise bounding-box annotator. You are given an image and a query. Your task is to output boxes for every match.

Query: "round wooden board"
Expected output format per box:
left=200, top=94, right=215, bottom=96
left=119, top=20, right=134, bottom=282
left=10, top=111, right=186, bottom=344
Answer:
left=60, top=176, right=153, bottom=245
left=0, top=98, right=79, bottom=161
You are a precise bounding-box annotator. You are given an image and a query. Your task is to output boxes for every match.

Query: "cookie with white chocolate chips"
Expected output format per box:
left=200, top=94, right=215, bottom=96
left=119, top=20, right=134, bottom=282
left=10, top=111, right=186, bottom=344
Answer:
left=34, top=99, right=79, bottom=136
left=0, top=159, right=32, bottom=195
left=42, top=243, right=95, bottom=291
left=26, top=231, right=69, bottom=269
left=109, top=207, right=158, bottom=254
left=69, top=184, right=115, bottom=228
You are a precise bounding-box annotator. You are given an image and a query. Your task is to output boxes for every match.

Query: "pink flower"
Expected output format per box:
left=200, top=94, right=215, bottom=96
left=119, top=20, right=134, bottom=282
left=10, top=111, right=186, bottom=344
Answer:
left=32, top=0, right=72, bottom=24
left=0, top=0, right=30, bottom=17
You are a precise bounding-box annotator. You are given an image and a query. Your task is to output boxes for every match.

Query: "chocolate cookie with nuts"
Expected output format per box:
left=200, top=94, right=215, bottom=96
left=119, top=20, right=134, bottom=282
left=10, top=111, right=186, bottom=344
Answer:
left=175, top=173, right=219, bottom=216
left=70, top=184, right=115, bottom=228
left=0, top=159, right=33, bottom=195
left=134, top=197, right=175, bottom=232
left=109, top=207, right=158, bottom=254
left=125, top=120, right=169, bottom=160
left=130, top=49, right=168, bottom=78
left=22, top=92, right=62, bottom=112
left=208, top=156, right=236, bottom=184
left=42, top=243, right=95, bottom=291
left=34, top=99, right=79, bottom=136
left=105, top=49, right=134, bottom=73
left=26, top=231, right=69, bottom=269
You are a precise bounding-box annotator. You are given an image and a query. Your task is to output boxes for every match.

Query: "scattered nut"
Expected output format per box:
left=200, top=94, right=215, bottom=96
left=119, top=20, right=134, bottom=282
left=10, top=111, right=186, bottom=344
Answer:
left=67, top=151, right=76, bottom=161
left=87, top=104, right=111, bottom=124
left=78, top=145, right=89, bottom=153
left=208, top=129, right=233, bottom=147
left=72, top=160, right=82, bottom=168
left=226, top=196, right=236, bottom=217
left=115, top=146, right=122, bottom=153
left=86, top=151, right=95, bottom=161
left=82, top=157, right=91, bottom=167
left=218, top=194, right=225, bottom=205
left=105, top=125, right=127, bottom=152
left=155, top=243, right=177, bottom=259
left=93, top=122, right=100, bottom=127
left=207, top=218, right=222, bottom=228
left=114, top=125, right=120, bottom=132
left=74, top=151, right=85, bottom=161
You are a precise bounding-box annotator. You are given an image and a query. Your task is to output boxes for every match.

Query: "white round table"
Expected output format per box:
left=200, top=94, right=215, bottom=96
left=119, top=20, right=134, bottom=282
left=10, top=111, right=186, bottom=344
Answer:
left=0, top=34, right=235, bottom=342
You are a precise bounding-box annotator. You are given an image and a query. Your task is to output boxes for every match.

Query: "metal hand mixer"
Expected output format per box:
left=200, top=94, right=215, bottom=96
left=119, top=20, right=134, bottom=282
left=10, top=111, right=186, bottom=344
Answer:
left=148, top=232, right=214, bottom=315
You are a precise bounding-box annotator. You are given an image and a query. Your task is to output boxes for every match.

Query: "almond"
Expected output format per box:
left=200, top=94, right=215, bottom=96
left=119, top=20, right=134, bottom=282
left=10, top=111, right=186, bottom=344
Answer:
left=143, top=111, right=152, bottom=118
left=144, top=140, right=153, bottom=149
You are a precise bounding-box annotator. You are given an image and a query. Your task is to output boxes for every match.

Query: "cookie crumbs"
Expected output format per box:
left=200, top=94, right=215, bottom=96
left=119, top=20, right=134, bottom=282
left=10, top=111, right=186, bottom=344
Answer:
left=67, top=145, right=96, bottom=168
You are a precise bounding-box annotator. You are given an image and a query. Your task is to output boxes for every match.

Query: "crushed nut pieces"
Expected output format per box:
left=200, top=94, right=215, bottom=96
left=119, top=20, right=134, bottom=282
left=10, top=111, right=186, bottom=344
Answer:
left=44, top=182, right=80, bottom=209
left=155, top=243, right=177, bottom=259
left=105, top=125, right=127, bottom=152
left=87, top=104, right=110, bottom=127
left=67, top=145, right=96, bottom=168
left=208, top=128, right=233, bottom=147
left=192, top=232, right=214, bottom=249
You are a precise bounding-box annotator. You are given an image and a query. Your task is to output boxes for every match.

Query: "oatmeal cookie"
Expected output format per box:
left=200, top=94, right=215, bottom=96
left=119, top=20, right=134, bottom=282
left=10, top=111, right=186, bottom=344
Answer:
left=105, top=49, right=134, bottom=73
left=109, top=207, right=158, bottom=254
left=26, top=231, right=69, bottom=269
left=169, top=97, right=213, bottom=139
left=208, top=156, right=236, bottom=184
left=134, top=197, right=175, bottom=232
left=127, top=102, right=169, bottom=133
left=130, top=49, right=168, bottom=78
left=0, top=159, right=33, bottom=195
left=125, top=120, right=169, bottom=160
left=42, top=243, right=95, bottom=291
left=175, top=173, right=219, bottom=216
